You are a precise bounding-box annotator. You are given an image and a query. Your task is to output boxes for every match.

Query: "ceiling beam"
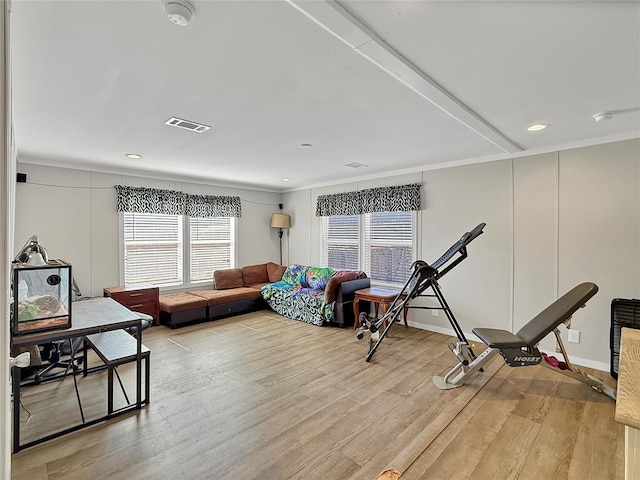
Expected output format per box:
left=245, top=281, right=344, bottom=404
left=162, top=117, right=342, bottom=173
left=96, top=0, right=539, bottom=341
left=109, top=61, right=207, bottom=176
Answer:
left=286, top=0, right=522, bottom=154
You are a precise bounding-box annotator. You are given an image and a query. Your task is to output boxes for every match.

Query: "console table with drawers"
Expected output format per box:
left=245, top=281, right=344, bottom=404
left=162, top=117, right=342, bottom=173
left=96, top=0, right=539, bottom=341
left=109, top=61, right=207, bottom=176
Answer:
left=104, top=285, right=159, bottom=326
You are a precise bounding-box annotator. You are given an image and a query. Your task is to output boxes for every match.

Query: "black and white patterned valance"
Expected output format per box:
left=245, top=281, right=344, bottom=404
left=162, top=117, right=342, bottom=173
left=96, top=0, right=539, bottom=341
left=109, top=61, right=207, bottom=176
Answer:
left=315, top=183, right=421, bottom=217
left=316, top=190, right=362, bottom=217
left=186, top=194, right=241, bottom=218
left=360, top=183, right=421, bottom=214
left=115, top=185, right=186, bottom=215
left=115, top=186, right=241, bottom=218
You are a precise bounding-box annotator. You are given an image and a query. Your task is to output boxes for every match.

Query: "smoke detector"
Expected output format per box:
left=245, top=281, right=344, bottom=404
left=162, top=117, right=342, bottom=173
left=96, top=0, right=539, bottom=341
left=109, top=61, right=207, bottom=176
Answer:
left=164, top=1, right=195, bottom=27
left=593, top=112, right=614, bottom=122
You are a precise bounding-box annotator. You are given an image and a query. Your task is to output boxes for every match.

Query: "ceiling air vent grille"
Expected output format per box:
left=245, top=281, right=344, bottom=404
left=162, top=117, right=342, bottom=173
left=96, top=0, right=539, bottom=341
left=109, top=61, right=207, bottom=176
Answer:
left=164, top=117, right=211, bottom=133
left=345, top=162, right=368, bottom=169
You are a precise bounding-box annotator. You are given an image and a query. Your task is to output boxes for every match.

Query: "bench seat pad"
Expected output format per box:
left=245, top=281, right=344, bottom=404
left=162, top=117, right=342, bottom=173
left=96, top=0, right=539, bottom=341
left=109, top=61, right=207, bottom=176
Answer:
left=159, top=293, right=207, bottom=313
left=189, top=287, right=261, bottom=305
left=472, top=328, right=527, bottom=349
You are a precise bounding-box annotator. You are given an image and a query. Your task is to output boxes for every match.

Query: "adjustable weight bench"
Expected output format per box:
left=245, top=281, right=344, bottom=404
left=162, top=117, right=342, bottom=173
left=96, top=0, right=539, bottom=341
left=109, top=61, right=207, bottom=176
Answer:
left=433, top=282, right=616, bottom=400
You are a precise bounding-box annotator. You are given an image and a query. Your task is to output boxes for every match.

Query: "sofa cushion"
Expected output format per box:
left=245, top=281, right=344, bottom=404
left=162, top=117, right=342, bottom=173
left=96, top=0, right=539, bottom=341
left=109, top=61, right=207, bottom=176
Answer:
left=213, top=268, right=244, bottom=289
left=159, top=292, right=207, bottom=313
left=241, top=264, right=269, bottom=286
left=189, top=287, right=261, bottom=305
left=266, top=262, right=286, bottom=283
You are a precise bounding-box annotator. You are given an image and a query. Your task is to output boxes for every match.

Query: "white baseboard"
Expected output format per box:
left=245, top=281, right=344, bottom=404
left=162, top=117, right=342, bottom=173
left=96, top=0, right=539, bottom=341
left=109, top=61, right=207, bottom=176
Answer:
left=408, top=320, right=611, bottom=374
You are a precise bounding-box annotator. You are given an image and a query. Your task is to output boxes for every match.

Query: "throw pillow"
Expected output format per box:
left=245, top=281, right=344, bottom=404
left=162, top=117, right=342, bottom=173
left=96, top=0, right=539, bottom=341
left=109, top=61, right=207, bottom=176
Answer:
left=281, top=264, right=308, bottom=286
left=305, top=267, right=335, bottom=290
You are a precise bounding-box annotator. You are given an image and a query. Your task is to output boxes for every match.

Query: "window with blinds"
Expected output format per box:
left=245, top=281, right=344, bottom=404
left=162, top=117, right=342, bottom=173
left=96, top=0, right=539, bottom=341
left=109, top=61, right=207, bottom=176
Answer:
left=364, top=211, right=414, bottom=286
left=321, top=215, right=359, bottom=271
left=123, top=212, right=183, bottom=286
left=321, top=211, right=414, bottom=286
left=190, top=217, right=234, bottom=282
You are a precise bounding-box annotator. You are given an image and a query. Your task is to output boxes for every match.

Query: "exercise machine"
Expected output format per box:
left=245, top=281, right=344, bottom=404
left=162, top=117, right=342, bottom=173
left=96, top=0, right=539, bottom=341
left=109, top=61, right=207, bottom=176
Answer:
left=433, top=282, right=616, bottom=400
left=357, top=223, right=486, bottom=362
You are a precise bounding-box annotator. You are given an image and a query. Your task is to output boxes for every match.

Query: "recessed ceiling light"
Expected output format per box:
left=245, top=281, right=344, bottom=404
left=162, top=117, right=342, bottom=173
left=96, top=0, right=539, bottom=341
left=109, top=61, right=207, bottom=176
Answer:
left=299, top=143, right=313, bottom=149
left=125, top=153, right=143, bottom=159
left=527, top=123, right=549, bottom=131
left=281, top=177, right=291, bottom=182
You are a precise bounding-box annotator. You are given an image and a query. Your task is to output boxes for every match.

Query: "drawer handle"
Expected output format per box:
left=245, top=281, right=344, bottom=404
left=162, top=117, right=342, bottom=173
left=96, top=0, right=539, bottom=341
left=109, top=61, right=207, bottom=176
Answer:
left=129, top=293, right=144, bottom=297
left=130, top=304, right=144, bottom=309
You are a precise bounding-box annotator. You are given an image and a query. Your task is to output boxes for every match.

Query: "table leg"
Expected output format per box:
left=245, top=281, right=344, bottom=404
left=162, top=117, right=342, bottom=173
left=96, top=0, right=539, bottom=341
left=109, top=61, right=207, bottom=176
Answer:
left=380, top=302, right=388, bottom=330
left=353, top=296, right=359, bottom=330
left=12, top=365, right=21, bottom=453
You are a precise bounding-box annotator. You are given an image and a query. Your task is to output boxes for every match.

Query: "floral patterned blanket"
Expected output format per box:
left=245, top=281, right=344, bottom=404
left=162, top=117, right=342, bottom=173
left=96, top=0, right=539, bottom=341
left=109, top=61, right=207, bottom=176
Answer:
left=261, top=264, right=361, bottom=326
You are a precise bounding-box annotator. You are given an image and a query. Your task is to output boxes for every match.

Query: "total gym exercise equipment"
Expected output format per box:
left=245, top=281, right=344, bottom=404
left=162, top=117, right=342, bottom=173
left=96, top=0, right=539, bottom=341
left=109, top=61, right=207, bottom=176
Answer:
left=357, top=223, right=486, bottom=362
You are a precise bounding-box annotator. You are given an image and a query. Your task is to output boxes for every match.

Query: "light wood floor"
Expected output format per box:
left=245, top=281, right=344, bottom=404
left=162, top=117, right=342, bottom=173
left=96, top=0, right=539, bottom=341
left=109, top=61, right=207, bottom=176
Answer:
left=11, top=310, right=624, bottom=480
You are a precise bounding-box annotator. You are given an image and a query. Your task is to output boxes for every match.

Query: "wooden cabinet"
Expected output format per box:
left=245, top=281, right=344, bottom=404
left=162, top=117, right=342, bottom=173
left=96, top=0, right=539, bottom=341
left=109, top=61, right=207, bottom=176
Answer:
left=104, top=285, right=159, bottom=326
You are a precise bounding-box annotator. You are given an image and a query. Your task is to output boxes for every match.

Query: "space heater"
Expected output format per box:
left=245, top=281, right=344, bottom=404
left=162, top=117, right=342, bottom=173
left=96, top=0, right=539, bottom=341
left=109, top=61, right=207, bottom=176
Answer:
left=610, top=298, right=640, bottom=378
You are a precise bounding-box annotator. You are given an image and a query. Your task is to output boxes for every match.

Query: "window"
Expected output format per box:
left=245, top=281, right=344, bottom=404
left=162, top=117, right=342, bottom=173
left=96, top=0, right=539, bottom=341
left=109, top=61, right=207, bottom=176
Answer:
left=321, top=215, right=359, bottom=271
left=321, top=211, right=415, bottom=286
left=189, top=217, right=235, bottom=282
left=123, top=213, right=183, bottom=286
left=123, top=213, right=235, bottom=288
left=364, top=211, right=414, bottom=285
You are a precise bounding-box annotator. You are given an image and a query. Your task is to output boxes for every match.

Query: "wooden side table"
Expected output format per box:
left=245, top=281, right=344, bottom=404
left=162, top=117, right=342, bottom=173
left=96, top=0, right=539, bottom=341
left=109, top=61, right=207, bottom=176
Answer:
left=353, top=287, right=408, bottom=330
left=104, top=285, right=160, bottom=326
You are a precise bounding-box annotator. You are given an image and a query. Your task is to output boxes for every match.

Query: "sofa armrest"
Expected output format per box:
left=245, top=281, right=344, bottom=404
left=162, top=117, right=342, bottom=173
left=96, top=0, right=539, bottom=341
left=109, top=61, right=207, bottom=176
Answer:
left=334, top=278, right=370, bottom=304
left=325, top=273, right=364, bottom=303
left=331, top=278, right=371, bottom=327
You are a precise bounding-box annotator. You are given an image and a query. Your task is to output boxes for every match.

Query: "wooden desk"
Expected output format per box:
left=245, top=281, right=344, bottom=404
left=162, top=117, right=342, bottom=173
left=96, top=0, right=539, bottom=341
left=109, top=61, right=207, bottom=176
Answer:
left=616, top=327, right=640, bottom=479
left=353, top=287, right=408, bottom=330
left=11, top=297, right=146, bottom=453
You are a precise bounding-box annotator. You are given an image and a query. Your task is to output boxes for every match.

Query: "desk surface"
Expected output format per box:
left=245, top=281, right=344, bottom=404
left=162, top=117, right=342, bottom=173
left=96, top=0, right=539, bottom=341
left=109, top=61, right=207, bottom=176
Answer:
left=12, top=297, right=141, bottom=347
left=616, top=327, right=640, bottom=429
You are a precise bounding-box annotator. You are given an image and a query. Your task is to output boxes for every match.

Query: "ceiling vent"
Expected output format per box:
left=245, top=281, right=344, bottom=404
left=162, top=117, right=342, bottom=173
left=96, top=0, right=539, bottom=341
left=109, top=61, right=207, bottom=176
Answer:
left=164, top=117, right=211, bottom=133
left=345, top=162, right=368, bottom=169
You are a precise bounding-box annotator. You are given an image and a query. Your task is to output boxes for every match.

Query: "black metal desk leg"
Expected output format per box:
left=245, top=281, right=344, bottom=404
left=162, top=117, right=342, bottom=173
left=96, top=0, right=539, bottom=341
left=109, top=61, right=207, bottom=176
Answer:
left=12, top=366, right=21, bottom=453
left=136, top=320, right=142, bottom=409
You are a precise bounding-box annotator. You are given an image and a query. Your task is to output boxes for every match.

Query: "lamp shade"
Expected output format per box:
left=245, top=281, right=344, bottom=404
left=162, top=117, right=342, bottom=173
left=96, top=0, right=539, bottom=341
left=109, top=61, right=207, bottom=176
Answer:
left=271, top=213, right=291, bottom=229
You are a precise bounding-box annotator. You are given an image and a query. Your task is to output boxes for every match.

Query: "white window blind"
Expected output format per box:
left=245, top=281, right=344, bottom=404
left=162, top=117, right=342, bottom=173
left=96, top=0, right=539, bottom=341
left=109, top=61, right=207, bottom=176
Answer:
left=123, top=212, right=183, bottom=286
left=321, top=215, right=359, bottom=271
left=364, top=211, right=414, bottom=286
left=190, top=217, right=234, bottom=282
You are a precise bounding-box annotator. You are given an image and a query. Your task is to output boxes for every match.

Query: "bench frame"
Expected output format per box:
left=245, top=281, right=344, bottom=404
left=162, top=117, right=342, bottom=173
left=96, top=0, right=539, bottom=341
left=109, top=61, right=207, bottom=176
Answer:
left=433, top=282, right=616, bottom=400
left=83, top=329, right=150, bottom=414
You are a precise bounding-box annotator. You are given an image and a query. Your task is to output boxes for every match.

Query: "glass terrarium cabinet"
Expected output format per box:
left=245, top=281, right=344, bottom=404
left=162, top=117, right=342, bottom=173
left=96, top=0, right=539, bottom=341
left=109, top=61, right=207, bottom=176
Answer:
left=12, top=260, right=72, bottom=335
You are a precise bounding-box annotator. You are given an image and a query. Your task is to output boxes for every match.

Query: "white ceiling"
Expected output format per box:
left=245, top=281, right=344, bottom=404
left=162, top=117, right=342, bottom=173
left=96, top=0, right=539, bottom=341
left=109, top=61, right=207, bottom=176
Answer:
left=10, top=0, right=640, bottom=191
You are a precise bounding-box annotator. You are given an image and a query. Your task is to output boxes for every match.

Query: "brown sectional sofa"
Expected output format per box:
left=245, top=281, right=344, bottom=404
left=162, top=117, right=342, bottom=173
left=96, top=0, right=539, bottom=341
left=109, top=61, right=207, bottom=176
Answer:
left=159, top=261, right=370, bottom=329
left=159, top=262, right=286, bottom=328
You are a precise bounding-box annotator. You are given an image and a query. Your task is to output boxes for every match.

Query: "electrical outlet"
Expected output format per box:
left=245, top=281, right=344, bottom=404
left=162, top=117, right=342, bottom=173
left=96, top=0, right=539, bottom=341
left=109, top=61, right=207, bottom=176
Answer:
left=568, top=329, right=580, bottom=344
left=431, top=309, right=438, bottom=317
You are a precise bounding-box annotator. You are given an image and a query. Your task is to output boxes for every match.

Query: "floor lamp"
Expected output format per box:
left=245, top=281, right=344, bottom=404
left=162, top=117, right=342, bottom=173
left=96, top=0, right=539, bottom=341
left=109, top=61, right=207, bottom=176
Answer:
left=271, top=213, right=291, bottom=265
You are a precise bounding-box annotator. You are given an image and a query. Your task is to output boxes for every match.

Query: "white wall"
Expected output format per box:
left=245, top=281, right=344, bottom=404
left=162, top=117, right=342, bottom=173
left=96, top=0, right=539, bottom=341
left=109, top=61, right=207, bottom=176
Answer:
left=1, top=0, right=13, bottom=474
left=14, top=163, right=283, bottom=296
left=283, top=138, right=640, bottom=369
